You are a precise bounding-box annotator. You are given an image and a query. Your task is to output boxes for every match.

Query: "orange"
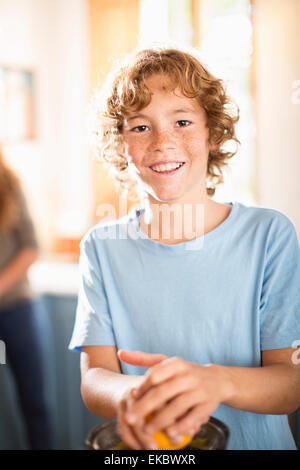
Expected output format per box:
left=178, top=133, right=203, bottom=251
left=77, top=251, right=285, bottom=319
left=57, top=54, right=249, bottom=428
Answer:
left=151, top=430, right=193, bottom=450
left=146, top=412, right=193, bottom=450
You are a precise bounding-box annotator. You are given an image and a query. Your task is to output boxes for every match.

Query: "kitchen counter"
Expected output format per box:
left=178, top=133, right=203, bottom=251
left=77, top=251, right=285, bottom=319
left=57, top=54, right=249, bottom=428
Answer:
left=28, top=258, right=80, bottom=297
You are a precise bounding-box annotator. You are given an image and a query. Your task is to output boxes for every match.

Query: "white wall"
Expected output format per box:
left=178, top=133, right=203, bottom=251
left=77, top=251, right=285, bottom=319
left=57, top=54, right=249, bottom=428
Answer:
left=0, top=0, right=92, bottom=252
left=254, top=0, right=300, bottom=238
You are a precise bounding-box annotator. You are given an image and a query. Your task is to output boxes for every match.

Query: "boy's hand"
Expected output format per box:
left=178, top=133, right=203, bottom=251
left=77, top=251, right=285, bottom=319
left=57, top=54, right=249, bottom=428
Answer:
left=119, top=351, right=234, bottom=442
left=117, top=386, right=159, bottom=449
left=117, top=349, right=168, bottom=450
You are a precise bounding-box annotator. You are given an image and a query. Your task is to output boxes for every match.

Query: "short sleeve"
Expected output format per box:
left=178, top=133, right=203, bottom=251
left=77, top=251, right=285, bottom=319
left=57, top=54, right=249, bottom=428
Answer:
left=68, top=232, right=116, bottom=351
left=13, top=188, right=39, bottom=251
left=260, top=215, right=300, bottom=350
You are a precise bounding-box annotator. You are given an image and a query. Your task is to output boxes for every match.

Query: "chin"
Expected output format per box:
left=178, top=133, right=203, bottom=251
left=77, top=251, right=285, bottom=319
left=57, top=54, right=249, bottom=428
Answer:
left=150, top=191, right=184, bottom=204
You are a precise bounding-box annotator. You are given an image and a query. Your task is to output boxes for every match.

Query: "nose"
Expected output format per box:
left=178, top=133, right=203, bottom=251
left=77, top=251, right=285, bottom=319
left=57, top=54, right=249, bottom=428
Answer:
left=148, top=129, right=176, bottom=152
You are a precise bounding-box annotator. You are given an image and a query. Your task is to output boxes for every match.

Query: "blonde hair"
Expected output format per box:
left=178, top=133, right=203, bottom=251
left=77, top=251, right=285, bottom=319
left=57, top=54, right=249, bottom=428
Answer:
left=0, top=147, right=21, bottom=234
left=89, top=45, right=240, bottom=206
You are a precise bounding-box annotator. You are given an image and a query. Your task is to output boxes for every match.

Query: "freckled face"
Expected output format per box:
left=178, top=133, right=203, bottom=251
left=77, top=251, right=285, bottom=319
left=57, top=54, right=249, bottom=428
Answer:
left=122, top=74, right=212, bottom=204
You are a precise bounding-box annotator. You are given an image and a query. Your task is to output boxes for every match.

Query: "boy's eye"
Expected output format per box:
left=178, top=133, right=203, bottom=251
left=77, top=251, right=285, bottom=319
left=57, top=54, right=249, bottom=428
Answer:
left=176, top=120, right=191, bottom=127
left=130, top=125, right=149, bottom=133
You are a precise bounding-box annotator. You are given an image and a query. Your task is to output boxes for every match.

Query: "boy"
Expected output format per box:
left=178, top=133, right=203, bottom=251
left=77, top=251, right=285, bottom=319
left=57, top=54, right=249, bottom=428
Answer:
left=69, top=47, right=300, bottom=450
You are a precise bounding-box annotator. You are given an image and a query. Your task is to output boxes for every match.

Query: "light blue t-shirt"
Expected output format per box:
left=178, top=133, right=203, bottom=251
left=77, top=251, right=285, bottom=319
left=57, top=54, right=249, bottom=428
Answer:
left=69, top=201, right=300, bottom=450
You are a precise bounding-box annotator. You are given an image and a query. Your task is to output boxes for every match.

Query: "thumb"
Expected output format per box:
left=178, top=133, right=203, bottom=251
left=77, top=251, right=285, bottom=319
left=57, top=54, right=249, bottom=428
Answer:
left=117, top=349, right=168, bottom=368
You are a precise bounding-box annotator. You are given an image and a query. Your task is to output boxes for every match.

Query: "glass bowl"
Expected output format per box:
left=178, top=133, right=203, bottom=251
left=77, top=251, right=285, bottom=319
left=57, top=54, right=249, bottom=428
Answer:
left=86, top=416, right=229, bottom=450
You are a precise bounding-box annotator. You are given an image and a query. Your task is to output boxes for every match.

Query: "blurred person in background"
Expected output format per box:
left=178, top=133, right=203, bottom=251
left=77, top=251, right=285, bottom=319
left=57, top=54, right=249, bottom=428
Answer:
left=0, top=147, right=53, bottom=449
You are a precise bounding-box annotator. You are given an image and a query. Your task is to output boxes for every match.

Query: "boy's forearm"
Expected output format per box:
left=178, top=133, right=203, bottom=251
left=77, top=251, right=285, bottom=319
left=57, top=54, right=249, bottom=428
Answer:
left=81, top=367, right=145, bottom=419
left=81, top=362, right=300, bottom=420
left=219, top=363, right=300, bottom=415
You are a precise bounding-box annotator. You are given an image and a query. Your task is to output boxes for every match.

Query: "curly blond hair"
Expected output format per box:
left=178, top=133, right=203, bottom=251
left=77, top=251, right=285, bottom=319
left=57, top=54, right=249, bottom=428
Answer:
left=89, top=46, right=240, bottom=207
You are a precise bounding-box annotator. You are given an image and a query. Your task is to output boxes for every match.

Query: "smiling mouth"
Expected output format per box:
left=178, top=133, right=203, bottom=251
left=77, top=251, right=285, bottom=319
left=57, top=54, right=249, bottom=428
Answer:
left=149, top=162, right=186, bottom=176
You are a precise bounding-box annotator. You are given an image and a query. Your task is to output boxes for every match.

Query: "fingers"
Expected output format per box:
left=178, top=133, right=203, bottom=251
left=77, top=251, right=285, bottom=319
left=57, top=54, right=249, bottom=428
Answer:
left=118, top=350, right=168, bottom=368
left=118, top=388, right=158, bottom=450
left=124, top=374, right=193, bottom=425
left=164, top=405, right=211, bottom=439
left=192, top=416, right=210, bottom=436
left=129, top=419, right=158, bottom=450
left=134, top=357, right=189, bottom=398
left=141, top=389, right=201, bottom=433
left=117, top=390, right=143, bottom=450
left=118, top=357, right=219, bottom=449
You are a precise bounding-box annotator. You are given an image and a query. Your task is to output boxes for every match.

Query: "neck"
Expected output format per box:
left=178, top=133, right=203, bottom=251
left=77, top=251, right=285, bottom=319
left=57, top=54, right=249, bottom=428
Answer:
left=139, top=193, right=217, bottom=245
